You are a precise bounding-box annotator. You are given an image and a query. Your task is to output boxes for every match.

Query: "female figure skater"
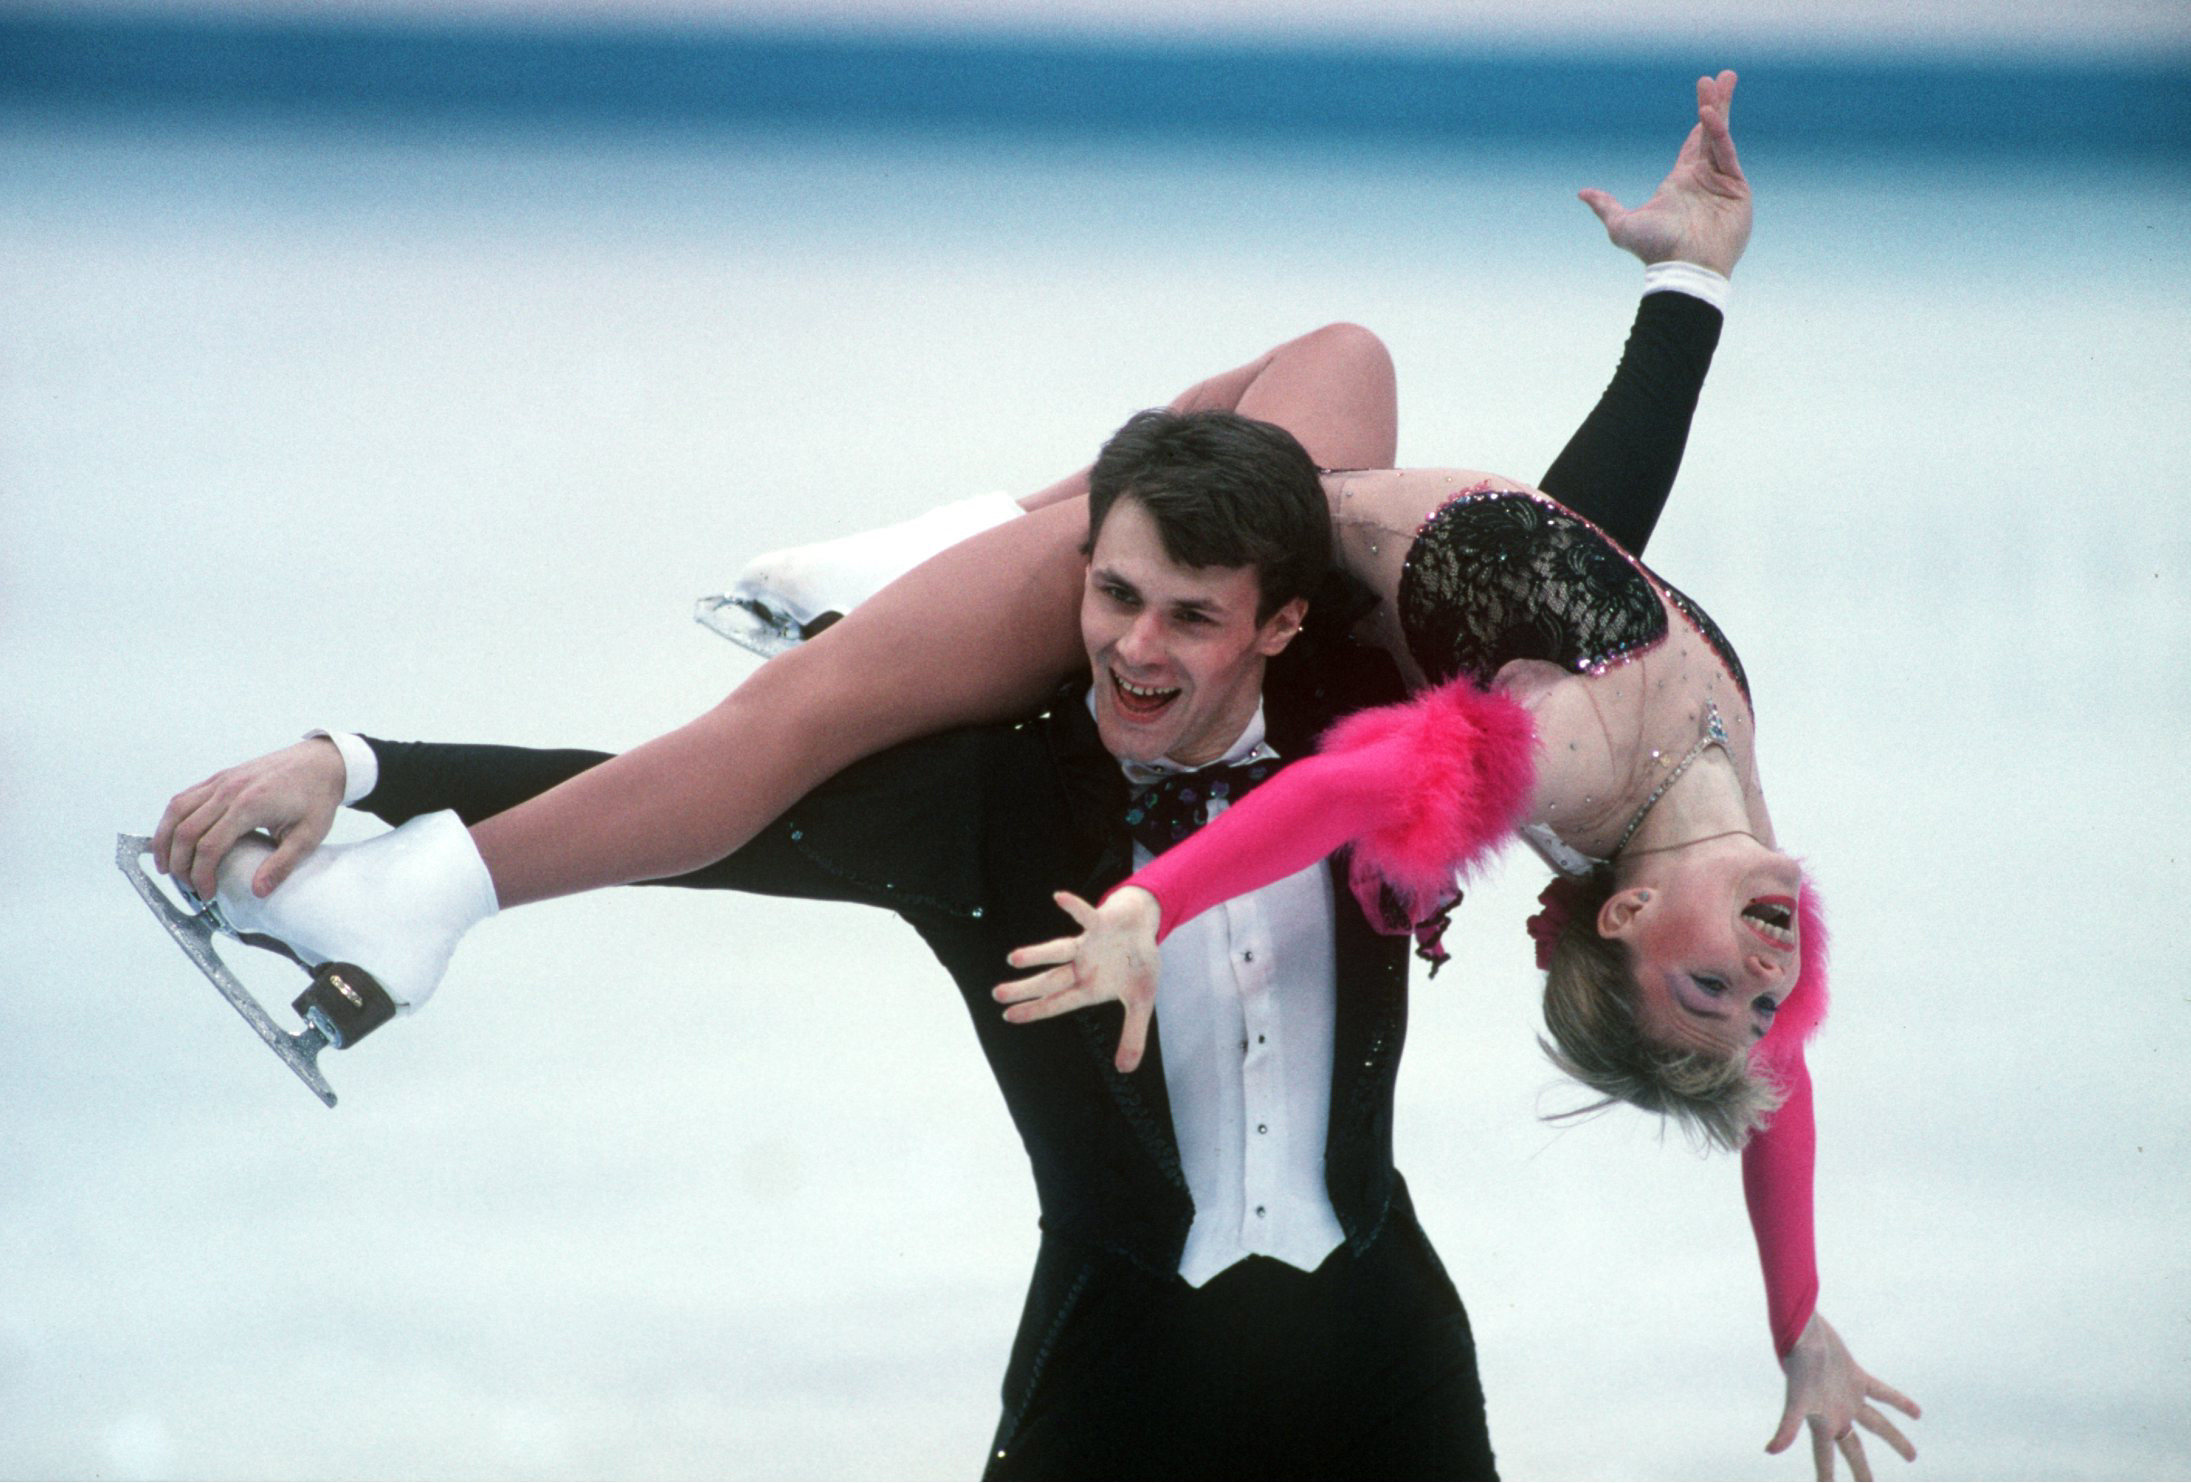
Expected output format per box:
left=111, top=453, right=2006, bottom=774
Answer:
left=149, top=72, right=1916, bottom=1477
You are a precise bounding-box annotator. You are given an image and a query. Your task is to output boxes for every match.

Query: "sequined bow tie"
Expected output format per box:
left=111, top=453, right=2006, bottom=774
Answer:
left=1125, top=758, right=1278, bottom=856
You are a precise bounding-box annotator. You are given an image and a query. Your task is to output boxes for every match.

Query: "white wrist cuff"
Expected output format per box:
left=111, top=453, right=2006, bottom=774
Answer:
left=306, top=729, right=379, bottom=805
left=1643, top=260, right=1732, bottom=311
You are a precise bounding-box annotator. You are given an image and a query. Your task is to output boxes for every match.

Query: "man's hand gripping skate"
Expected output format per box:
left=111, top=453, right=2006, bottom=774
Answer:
left=154, top=736, right=347, bottom=902
left=128, top=737, right=497, bottom=1102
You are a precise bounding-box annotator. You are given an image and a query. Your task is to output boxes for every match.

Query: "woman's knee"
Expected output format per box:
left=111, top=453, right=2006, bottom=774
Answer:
left=1299, top=321, right=1393, bottom=380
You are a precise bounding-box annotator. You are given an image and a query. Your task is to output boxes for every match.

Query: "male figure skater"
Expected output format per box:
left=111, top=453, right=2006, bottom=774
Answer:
left=234, top=406, right=1495, bottom=1475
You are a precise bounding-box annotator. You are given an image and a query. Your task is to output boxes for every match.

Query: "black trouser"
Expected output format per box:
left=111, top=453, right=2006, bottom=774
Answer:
left=986, top=1210, right=1496, bottom=1482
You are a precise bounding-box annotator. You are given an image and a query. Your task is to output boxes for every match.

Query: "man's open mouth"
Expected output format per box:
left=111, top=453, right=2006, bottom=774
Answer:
left=1111, top=670, right=1180, bottom=720
left=1741, top=896, right=1798, bottom=950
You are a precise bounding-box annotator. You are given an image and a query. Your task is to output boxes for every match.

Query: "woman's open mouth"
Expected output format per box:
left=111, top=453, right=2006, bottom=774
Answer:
left=1741, top=895, right=1798, bottom=950
left=1111, top=670, right=1180, bottom=721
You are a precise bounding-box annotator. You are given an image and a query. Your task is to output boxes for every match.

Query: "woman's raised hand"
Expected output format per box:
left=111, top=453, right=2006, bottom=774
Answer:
left=1579, top=69, right=1752, bottom=278
left=1768, top=1312, right=1922, bottom=1480
left=994, top=887, right=1163, bottom=1072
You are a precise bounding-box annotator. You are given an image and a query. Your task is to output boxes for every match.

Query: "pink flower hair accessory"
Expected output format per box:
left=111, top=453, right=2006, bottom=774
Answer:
left=1525, top=876, right=1583, bottom=969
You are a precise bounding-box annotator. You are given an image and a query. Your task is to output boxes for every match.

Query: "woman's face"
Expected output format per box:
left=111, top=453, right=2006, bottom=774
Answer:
left=1597, top=837, right=1803, bottom=1058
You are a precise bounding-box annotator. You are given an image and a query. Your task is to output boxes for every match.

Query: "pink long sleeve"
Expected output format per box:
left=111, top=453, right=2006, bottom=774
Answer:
left=1128, top=745, right=1414, bottom=940
left=1119, top=678, right=1541, bottom=942
left=1745, top=1038, right=1819, bottom=1358
left=1745, top=881, right=1831, bottom=1357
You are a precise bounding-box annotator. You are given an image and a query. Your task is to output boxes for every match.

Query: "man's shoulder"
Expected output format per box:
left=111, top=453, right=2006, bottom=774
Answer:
left=804, top=681, right=1113, bottom=859
left=1262, top=633, right=1409, bottom=757
left=847, top=682, right=1097, bottom=781
left=776, top=681, right=1122, bottom=931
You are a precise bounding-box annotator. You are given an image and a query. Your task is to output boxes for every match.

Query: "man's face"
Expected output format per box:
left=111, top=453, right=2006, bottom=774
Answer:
left=1081, top=497, right=1306, bottom=766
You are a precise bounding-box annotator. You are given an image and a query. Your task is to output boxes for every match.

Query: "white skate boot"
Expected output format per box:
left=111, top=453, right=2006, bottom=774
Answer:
left=118, top=811, right=498, bottom=1106
left=695, top=490, right=1023, bottom=657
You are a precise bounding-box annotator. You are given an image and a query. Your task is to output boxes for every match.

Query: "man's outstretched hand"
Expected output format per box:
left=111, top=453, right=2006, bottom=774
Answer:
left=1769, top=1312, right=1922, bottom=1480
left=994, top=887, right=1162, bottom=1072
left=1580, top=69, right=1752, bottom=278
left=153, top=738, right=347, bottom=902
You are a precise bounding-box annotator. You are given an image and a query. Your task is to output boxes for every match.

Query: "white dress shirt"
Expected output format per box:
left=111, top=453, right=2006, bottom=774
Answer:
left=1114, top=702, right=1345, bottom=1287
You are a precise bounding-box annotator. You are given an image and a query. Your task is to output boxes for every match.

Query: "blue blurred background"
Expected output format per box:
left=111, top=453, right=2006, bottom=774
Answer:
left=4, top=3, right=2188, bottom=1478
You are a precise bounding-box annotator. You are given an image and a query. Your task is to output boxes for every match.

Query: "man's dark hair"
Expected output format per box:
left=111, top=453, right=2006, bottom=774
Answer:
left=1085, top=408, right=1330, bottom=622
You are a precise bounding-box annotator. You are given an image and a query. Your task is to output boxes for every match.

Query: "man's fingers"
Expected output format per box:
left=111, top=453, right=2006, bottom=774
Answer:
left=1809, top=1421, right=1835, bottom=1480
left=255, top=823, right=327, bottom=897
left=150, top=781, right=214, bottom=873
left=163, top=794, right=228, bottom=897
left=188, top=814, right=252, bottom=902
left=1857, top=1403, right=1916, bottom=1463
left=1865, top=1377, right=1922, bottom=1420
left=1765, top=1402, right=1805, bottom=1456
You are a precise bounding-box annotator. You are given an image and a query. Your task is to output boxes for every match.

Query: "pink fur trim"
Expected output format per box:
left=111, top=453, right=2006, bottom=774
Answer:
left=1761, top=872, right=1830, bottom=1058
left=1317, top=676, right=1539, bottom=932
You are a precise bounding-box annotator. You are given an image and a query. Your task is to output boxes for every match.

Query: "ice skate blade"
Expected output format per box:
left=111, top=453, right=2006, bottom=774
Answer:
left=115, top=834, right=340, bottom=1108
left=693, top=593, right=806, bottom=659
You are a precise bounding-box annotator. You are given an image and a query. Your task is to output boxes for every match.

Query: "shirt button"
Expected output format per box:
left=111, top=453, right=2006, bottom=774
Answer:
left=1242, top=950, right=1255, bottom=963
left=1257, top=1034, right=1266, bottom=1045
left=1254, top=1205, right=1266, bottom=1218
left=1257, top=1123, right=1268, bottom=1134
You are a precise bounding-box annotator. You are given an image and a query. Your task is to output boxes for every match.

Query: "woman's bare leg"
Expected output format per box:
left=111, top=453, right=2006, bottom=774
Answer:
left=474, top=501, right=1090, bottom=905
left=1011, top=321, right=1396, bottom=512
left=474, top=322, right=1398, bottom=908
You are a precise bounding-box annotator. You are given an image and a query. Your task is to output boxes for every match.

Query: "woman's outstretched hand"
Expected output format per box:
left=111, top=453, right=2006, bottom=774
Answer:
left=994, top=887, right=1162, bottom=1072
left=1580, top=69, right=1752, bottom=278
left=1768, top=1312, right=1922, bottom=1480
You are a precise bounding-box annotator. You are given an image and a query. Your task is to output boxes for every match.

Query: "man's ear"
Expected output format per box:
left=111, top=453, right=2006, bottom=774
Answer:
left=1256, top=597, right=1310, bottom=657
left=1597, top=887, right=1653, bottom=939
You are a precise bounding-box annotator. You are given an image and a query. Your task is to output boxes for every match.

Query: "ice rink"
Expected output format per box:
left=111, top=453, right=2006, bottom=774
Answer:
left=4, top=63, right=2189, bottom=1479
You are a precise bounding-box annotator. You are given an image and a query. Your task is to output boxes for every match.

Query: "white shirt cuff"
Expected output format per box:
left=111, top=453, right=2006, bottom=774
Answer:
left=1643, top=260, right=1732, bottom=311
left=305, top=729, right=378, bottom=805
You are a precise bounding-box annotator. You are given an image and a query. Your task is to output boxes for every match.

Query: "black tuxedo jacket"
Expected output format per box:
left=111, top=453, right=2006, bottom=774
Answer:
left=357, top=608, right=1425, bottom=1468
left=358, top=628, right=1413, bottom=1278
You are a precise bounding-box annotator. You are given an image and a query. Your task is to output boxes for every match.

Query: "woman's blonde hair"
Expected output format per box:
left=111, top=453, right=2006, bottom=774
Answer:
left=1537, top=869, right=1785, bottom=1152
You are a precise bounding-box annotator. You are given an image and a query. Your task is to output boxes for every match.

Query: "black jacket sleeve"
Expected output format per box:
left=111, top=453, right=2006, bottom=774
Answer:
left=1535, top=289, right=1723, bottom=558
left=356, top=739, right=609, bottom=831
left=355, top=733, right=990, bottom=916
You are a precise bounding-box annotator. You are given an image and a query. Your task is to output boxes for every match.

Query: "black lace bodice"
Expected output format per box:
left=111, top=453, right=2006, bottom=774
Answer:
left=1396, top=489, right=1749, bottom=700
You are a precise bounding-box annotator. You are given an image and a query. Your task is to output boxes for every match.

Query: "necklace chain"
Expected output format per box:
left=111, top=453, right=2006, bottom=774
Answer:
left=1621, top=827, right=1757, bottom=859
left=1611, top=701, right=1729, bottom=860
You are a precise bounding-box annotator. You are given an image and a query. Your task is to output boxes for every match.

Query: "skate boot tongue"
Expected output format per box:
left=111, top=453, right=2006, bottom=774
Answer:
left=209, top=811, right=497, bottom=1012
